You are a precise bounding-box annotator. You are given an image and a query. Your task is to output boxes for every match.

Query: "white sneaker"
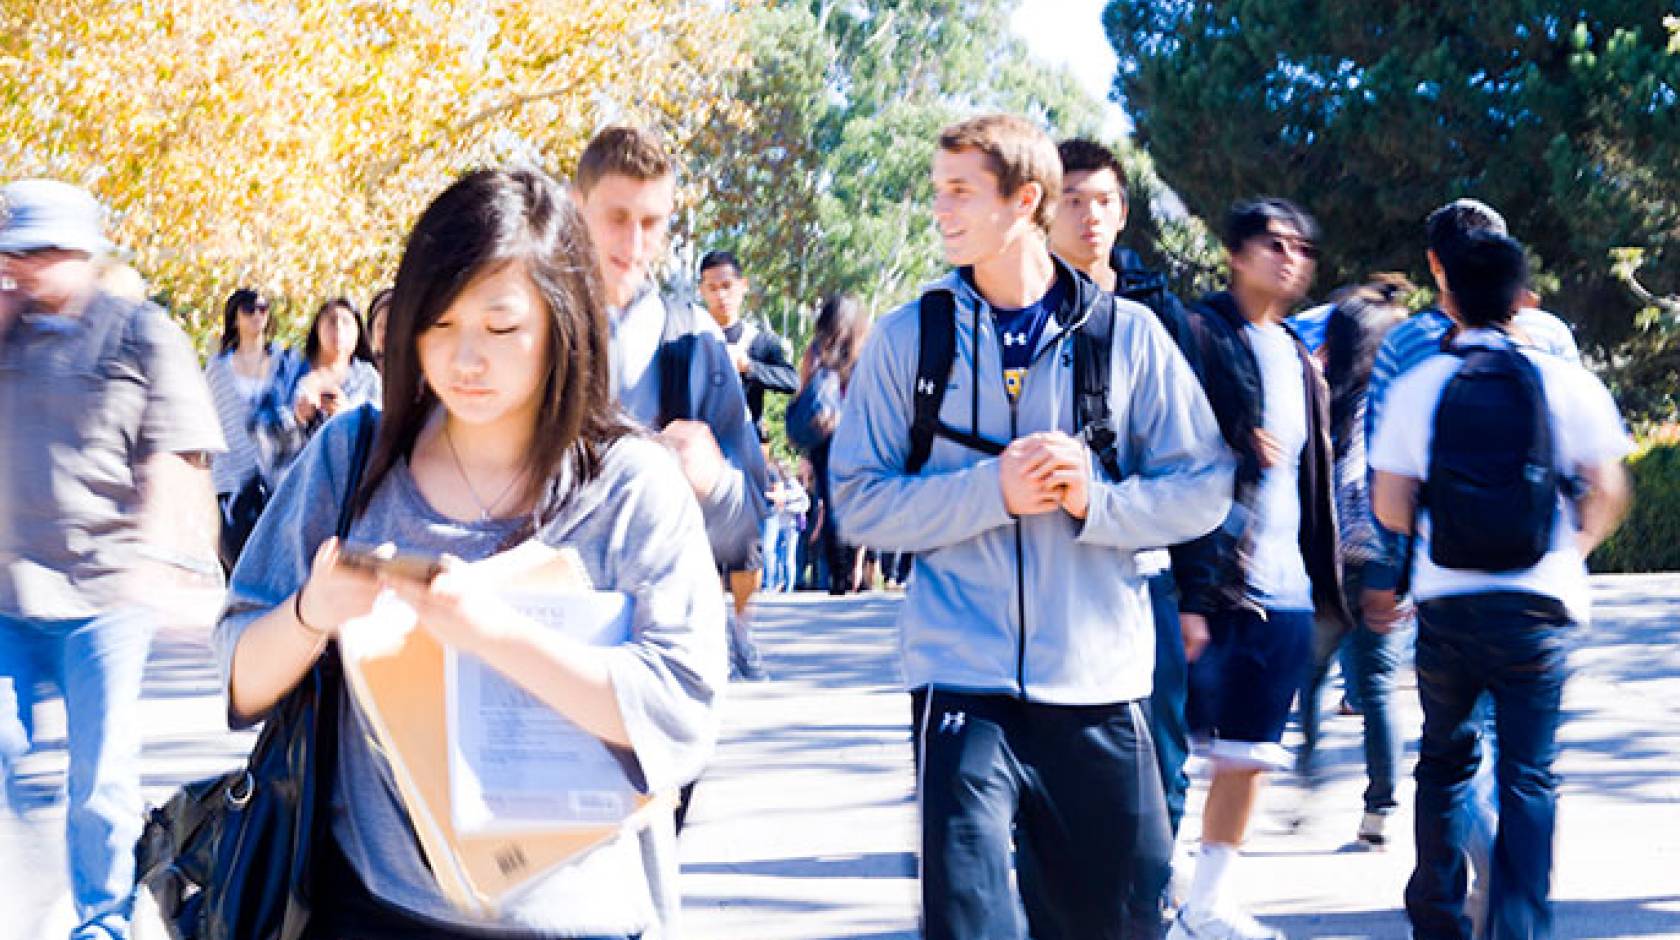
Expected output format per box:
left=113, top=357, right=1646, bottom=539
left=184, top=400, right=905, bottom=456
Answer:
left=1167, top=906, right=1288, bottom=940
left=1352, top=811, right=1388, bottom=851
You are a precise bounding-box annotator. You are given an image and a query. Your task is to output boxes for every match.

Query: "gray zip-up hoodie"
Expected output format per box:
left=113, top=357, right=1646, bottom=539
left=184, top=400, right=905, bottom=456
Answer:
left=829, top=262, right=1234, bottom=705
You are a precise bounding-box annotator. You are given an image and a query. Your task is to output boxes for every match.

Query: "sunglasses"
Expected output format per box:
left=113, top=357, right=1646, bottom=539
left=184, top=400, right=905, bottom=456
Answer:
left=240, top=302, right=270, bottom=315
left=1262, top=236, right=1319, bottom=261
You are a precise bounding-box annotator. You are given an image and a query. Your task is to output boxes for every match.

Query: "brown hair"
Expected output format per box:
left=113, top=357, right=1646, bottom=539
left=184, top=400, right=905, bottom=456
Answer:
left=575, top=126, right=675, bottom=195
left=802, top=293, right=870, bottom=387
left=938, top=114, right=1062, bottom=230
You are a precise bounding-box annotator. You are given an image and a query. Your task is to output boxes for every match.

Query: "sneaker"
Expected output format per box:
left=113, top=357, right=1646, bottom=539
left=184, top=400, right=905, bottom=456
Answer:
left=1167, top=906, right=1287, bottom=940
left=1353, top=811, right=1388, bottom=851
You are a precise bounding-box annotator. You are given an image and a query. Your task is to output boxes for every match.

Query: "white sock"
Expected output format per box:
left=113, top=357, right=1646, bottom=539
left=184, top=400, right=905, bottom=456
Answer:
left=1186, top=841, right=1239, bottom=915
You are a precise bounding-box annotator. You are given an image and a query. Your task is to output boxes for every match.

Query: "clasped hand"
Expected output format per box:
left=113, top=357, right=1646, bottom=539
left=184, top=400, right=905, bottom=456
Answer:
left=998, top=431, right=1091, bottom=519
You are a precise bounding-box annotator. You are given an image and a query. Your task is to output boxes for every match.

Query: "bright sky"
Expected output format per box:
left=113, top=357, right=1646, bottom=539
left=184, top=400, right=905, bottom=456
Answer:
left=1010, top=0, right=1129, bottom=134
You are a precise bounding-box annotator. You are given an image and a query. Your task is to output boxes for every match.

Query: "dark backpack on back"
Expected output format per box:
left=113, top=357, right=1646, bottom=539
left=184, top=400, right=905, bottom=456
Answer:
left=1422, top=339, right=1558, bottom=572
left=906, top=289, right=1121, bottom=479
left=655, top=293, right=702, bottom=427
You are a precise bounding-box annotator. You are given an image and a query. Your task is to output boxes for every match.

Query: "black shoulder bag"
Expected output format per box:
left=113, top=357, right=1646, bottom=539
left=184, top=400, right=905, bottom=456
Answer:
left=136, top=408, right=377, bottom=940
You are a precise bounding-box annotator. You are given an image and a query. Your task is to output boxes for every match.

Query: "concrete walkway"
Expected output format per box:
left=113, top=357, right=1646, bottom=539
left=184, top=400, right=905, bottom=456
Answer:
left=680, top=576, right=1680, bottom=939
left=5, top=576, right=1680, bottom=938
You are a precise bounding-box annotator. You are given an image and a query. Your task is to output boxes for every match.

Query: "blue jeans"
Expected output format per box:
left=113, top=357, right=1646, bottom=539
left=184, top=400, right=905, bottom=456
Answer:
left=1145, top=570, right=1189, bottom=837
left=1299, top=565, right=1409, bottom=815
left=760, top=516, right=785, bottom=592
left=0, top=608, right=154, bottom=940
left=762, top=515, right=800, bottom=593
left=1404, top=592, right=1572, bottom=940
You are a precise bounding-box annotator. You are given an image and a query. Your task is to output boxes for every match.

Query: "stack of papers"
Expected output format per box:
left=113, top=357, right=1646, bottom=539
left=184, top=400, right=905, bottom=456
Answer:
left=336, top=543, right=664, bottom=914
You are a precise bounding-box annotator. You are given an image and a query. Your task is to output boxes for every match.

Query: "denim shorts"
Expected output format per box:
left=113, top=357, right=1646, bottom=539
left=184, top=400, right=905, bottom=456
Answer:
left=1188, top=607, right=1314, bottom=767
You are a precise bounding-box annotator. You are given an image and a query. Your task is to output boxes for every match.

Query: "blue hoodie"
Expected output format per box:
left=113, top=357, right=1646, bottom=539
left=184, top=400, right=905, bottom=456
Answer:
left=829, top=260, right=1234, bottom=705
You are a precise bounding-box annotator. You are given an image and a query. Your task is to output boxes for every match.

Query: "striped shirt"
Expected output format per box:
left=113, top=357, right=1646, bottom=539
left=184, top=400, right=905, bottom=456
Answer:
left=203, top=343, right=296, bottom=496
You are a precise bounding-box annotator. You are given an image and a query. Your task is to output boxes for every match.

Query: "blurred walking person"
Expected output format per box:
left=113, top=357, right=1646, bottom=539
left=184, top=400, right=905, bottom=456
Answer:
left=1373, top=230, right=1631, bottom=940
left=0, top=179, right=223, bottom=940
left=790, top=294, right=870, bottom=595
left=1292, top=276, right=1409, bottom=848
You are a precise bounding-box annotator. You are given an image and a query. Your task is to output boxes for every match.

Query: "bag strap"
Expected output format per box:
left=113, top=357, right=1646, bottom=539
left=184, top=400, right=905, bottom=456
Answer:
left=336, top=406, right=377, bottom=540
left=907, top=290, right=959, bottom=474
left=1072, top=294, right=1122, bottom=480
left=656, top=293, right=696, bottom=427
left=293, top=406, right=375, bottom=916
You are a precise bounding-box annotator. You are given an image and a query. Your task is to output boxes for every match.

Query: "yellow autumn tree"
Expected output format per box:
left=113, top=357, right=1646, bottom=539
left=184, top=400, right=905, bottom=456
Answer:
left=0, top=0, right=743, bottom=347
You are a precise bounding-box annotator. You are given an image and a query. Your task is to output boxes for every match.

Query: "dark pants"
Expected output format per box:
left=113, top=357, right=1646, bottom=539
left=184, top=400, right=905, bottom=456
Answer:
left=1404, top=592, right=1573, bottom=940
left=912, top=688, right=1170, bottom=940
left=1144, top=571, right=1190, bottom=837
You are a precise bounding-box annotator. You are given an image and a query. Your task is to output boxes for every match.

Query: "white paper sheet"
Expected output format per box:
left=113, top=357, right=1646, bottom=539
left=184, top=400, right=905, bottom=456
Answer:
left=445, top=590, right=639, bottom=833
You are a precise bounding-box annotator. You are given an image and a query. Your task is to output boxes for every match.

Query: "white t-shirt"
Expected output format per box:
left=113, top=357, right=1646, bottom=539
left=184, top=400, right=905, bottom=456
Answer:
left=1368, top=330, right=1632, bottom=623
left=1244, top=321, right=1313, bottom=610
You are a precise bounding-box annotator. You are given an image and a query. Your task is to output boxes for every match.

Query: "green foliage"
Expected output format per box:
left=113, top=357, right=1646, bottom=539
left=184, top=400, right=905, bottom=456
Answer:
left=691, top=0, right=1133, bottom=351
left=1104, top=1, right=1680, bottom=361
left=1589, top=439, right=1680, bottom=573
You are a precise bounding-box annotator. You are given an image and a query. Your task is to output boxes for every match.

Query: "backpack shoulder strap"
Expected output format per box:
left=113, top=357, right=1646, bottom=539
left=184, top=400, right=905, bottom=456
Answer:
left=656, top=293, right=695, bottom=427
left=908, top=290, right=958, bottom=475
left=1073, top=294, right=1122, bottom=480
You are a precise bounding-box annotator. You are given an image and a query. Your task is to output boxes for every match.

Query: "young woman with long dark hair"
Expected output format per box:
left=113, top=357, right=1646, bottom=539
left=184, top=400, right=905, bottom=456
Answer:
left=797, top=293, right=872, bottom=594
left=249, top=296, right=382, bottom=476
left=216, top=168, right=726, bottom=937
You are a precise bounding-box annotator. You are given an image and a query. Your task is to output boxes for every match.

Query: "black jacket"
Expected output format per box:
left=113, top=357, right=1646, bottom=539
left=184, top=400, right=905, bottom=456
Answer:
left=721, top=318, right=798, bottom=432
left=1169, top=291, right=1351, bottom=630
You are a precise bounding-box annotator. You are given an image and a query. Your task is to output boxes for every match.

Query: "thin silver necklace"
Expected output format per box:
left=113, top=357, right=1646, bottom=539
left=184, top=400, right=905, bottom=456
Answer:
left=442, top=423, right=524, bottom=523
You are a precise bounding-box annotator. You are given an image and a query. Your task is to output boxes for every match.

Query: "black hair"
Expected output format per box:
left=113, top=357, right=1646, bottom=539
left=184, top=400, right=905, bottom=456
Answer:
left=303, top=297, right=374, bottom=366
left=1324, top=276, right=1410, bottom=457
left=351, top=167, right=635, bottom=534
left=366, top=286, right=394, bottom=335
left=1056, top=138, right=1128, bottom=200
left=217, top=287, right=270, bottom=354
left=1439, top=230, right=1527, bottom=329
left=698, top=250, right=742, bottom=278
left=1222, top=197, right=1318, bottom=253
left=1425, top=198, right=1507, bottom=260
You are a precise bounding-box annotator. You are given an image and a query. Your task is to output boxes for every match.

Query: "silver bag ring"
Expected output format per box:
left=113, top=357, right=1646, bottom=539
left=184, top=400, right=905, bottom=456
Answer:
left=226, top=771, right=255, bottom=808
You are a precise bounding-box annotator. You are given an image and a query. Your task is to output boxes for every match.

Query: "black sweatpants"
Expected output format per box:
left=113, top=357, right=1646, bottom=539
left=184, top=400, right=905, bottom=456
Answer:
left=910, top=688, right=1172, bottom=940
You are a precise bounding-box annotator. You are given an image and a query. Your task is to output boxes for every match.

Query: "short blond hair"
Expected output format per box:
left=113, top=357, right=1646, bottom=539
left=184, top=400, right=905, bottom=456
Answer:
left=938, top=114, right=1061, bottom=230
left=575, top=126, right=675, bottom=195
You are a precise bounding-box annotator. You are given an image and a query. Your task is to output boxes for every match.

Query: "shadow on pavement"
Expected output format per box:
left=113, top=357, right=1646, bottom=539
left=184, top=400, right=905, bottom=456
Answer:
left=685, top=850, right=916, bottom=879
left=1264, top=895, right=1680, bottom=939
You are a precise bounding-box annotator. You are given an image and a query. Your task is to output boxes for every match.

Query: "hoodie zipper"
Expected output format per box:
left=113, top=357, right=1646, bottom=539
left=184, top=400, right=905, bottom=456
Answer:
left=1011, top=394, right=1028, bottom=699
left=972, top=300, right=1031, bottom=699
left=970, top=274, right=1098, bottom=701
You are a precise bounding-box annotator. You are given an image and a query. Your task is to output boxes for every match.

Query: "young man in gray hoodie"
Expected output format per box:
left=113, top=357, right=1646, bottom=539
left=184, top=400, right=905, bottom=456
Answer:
left=573, top=128, right=771, bottom=829
left=830, top=114, right=1233, bottom=940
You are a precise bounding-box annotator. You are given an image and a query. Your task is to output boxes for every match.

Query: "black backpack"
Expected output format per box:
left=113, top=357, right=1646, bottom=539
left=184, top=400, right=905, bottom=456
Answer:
left=1420, top=337, right=1559, bottom=573
left=655, top=293, right=704, bottom=427
left=906, top=289, right=1121, bottom=480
